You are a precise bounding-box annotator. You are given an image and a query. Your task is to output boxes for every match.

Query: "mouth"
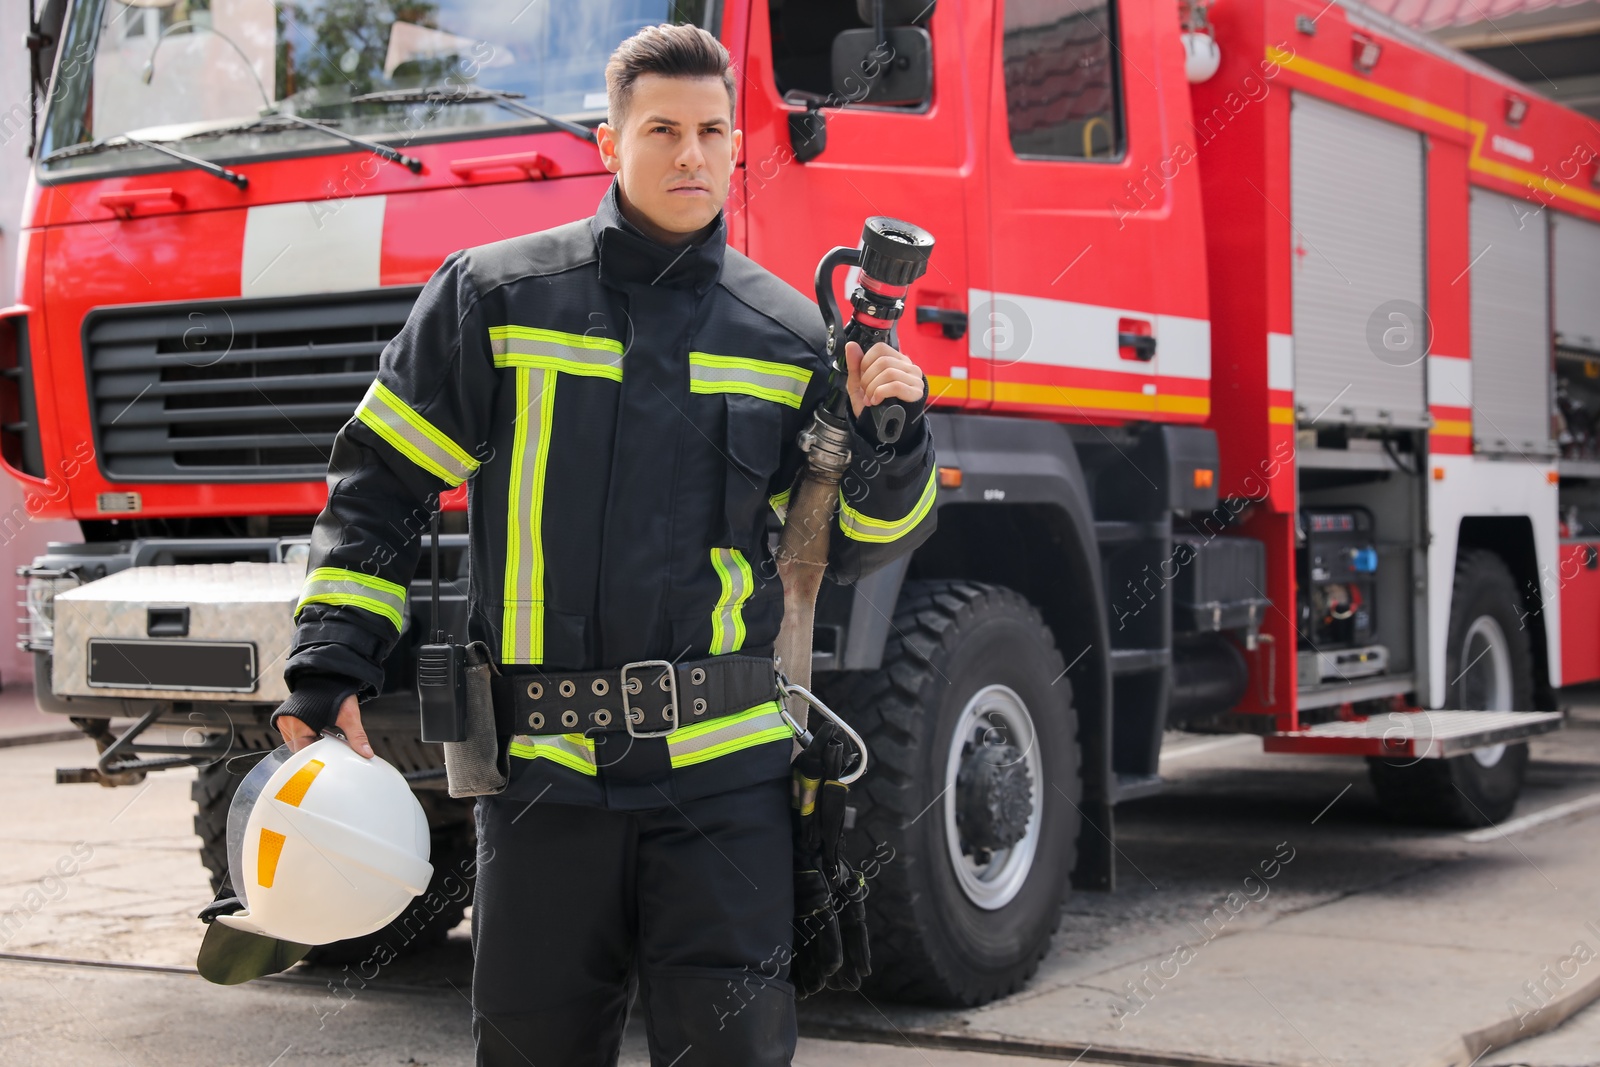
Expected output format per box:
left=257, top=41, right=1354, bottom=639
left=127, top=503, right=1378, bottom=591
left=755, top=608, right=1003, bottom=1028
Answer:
left=667, top=182, right=710, bottom=196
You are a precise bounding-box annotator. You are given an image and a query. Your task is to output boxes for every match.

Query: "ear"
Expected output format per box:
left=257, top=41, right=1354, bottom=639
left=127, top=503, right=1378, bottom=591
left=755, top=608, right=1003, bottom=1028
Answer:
left=597, top=122, right=622, bottom=173
left=731, top=127, right=744, bottom=166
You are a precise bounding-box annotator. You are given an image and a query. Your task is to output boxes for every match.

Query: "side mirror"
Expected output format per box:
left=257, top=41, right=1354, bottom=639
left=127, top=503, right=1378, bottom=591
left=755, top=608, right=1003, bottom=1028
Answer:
left=830, top=27, right=932, bottom=107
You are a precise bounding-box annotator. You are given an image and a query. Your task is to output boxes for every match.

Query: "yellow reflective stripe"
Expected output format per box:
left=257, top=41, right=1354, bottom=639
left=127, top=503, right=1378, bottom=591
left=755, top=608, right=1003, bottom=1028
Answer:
left=507, top=733, right=597, bottom=775
left=257, top=827, right=286, bottom=888
left=688, top=352, right=812, bottom=409
left=490, top=325, right=625, bottom=381
left=768, top=487, right=791, bottom=523
left=354, top=380, right=479, bottom=486
left=502, top=368, right=557, bottom=664
left=296, top=566, right=407, bottom=630
left=708, top=547, right=753, bottom=654
left=667, top=701, right=793, bottom=768
left=838, top=465, right=937, bottom=544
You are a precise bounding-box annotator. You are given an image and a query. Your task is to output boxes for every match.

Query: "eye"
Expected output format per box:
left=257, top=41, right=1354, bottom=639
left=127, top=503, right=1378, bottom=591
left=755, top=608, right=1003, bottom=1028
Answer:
left=651, top=124, right=672, bottom=134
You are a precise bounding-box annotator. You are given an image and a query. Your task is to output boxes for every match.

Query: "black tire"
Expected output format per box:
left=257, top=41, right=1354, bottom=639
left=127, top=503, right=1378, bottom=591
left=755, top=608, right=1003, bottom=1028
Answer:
left=1367, top=550, right=1534, bottom=827
left=192, top=757, right=473, bottom=964
left=814, top=580, right=1081, bottom=1006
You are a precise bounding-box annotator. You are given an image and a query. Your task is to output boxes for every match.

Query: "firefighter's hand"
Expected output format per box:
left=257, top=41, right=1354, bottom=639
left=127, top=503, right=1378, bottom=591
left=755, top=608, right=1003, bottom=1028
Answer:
left=844, top=340, right=925, bottom=420
left=278, top=694, right=374, bottom=759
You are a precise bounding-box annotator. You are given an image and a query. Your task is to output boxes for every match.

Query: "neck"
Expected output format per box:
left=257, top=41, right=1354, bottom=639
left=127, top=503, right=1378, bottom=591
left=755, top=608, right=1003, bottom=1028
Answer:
left=615, top=182, right=713, bottom=248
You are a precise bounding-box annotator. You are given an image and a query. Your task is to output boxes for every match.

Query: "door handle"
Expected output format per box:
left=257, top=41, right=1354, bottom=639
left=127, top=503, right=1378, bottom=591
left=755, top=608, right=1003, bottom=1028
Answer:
left=99, top=188, right=185, bottom=217
left=916, top=306, right=968, bottom=341
left=448, top=150, right=557, bottom=183
left=1118, top=317, right=1156, bottom=361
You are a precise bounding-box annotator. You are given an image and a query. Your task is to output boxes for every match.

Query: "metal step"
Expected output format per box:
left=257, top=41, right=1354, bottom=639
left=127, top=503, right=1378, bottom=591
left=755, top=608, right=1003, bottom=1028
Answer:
left=1110, top=648, right=1170, bottom=674
left=1109, top=772, right=1165, bottom=803
left=1263, top=710, right=1564, bottom=759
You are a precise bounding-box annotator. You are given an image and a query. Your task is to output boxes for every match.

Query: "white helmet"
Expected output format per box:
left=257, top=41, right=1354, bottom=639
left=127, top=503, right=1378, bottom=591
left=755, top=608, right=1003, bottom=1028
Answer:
left=214, top=736, right=433, bottom=947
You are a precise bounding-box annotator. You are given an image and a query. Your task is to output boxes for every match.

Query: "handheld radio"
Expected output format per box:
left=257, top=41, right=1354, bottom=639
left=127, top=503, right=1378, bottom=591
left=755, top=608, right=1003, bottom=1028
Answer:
left=416, top=505, right=468, bottom=743
left=813, top=217, right=935, bottom=445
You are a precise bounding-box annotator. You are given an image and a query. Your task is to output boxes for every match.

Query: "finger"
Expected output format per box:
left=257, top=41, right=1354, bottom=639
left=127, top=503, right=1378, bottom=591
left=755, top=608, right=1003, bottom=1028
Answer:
left=844, top=341, right=866, bottom=417
left=336, top=695, right=374, bottom=759
left=278, top=718, right=311, bottom=753
left=868, top=377, right=926, bottom=407
left=862, top=366, right=922, bottom=403
left=861, top=361, right=920, bottom=391
left=844, top=340, right=863, bottom=379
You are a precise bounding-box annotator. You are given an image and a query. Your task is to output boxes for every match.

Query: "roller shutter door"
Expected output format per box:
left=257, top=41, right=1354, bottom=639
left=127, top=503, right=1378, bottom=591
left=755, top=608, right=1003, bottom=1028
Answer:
left=1290, top=92, right=1428, bottom=428
left=1553, top=212, right=1600, bottom=354
left=1469, top=188, right=1553, bottom=455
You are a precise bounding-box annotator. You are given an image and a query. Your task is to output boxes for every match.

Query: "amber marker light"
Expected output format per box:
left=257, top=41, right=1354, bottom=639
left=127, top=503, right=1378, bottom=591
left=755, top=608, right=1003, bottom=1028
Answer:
left=1193, top=468, right=1214, bottom=489
left=938, top=466, right=962, bottom=488
left=1432, top=467, right=1445, bottom=481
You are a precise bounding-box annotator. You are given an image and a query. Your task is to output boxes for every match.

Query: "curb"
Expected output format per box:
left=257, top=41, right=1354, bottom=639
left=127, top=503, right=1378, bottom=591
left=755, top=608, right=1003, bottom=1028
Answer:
left=1412, top=968, right=1600, bottom=1067
left=0, top=729, right=85, bottom=749
left=800, top=1021, right=1282, bottom=1067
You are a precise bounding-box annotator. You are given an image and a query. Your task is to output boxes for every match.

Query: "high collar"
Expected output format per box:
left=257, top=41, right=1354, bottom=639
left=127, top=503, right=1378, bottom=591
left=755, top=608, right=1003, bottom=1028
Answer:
left=590, top=178, right=727, bottom=295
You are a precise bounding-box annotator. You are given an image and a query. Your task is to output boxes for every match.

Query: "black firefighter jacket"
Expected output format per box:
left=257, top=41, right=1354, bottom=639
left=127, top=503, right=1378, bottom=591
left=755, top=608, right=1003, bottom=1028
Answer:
left=283, top=181, right=938, bottom=810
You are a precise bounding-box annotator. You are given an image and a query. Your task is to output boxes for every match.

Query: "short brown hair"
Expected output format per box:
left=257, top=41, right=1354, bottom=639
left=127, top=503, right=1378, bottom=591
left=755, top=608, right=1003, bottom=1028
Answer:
left=605, top=24, right=736, bottom=125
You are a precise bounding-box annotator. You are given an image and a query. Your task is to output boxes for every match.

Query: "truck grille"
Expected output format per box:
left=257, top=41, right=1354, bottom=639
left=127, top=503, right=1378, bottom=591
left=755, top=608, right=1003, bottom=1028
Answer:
left=85, top=289, right=420, bottom=481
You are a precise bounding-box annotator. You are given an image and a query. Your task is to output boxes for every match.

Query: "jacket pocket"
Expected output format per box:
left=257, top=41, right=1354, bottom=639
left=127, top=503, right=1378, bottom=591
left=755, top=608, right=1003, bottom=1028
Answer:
left=723, top=394, right=786, bottom=548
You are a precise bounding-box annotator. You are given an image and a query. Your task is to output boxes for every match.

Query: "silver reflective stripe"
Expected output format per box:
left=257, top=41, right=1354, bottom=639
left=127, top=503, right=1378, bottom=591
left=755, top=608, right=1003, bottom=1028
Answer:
left=507, top=733, right=597, bottom=775
left=768, top=487, right=791, bottom=523
left=709, top=547, right=753, bottom=654
left=837, top=466, right=938, bottom=544
left=502, top=368, right=556, bottom=664
left=295, top=567, right=407, bottom=631
left=489, top=326, right=624, bottom=381
left=353, top=380, right=480, bottom=486
left=666, top=701, right=794, bottom=769
left=688, top=352, right=812, bottom=408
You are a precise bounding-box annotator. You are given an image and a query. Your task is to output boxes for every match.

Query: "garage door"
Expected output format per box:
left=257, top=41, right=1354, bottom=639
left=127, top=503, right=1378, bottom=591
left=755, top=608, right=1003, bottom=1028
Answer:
left=1553, top=212, right=1600, bottom=355
left=1290, top=92, right=1428, bottom=428
left=1470, top=187, right=1553, bottom=456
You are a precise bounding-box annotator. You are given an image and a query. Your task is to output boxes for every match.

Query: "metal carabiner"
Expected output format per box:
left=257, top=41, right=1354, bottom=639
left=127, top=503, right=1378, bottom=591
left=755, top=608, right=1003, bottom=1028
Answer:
left=775, top=673, right=869, bottom=786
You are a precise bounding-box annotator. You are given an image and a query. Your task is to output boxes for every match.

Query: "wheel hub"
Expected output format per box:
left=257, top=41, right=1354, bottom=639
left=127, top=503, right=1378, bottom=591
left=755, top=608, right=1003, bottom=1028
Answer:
left=942, top=684, right=1045, bottom=910
left=956, top=743, right=1034, bottom=854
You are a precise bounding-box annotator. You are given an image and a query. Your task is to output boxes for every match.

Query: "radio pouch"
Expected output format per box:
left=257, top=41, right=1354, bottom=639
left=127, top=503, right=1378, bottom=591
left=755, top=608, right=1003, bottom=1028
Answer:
left=417, top=504, right=509, bottom=797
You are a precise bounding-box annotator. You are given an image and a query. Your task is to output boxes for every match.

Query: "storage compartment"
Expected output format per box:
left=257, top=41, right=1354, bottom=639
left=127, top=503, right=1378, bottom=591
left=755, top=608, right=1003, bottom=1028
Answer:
left=1559, top=540, right=1600, bottom=686
left=1171, top=533, right=1268, bottom=633
left=1289, top=93, right=1427, bottom=429
left=1296, top=443, right=1425, bottom=700
left=1470, top=188, right=1554, bottom=456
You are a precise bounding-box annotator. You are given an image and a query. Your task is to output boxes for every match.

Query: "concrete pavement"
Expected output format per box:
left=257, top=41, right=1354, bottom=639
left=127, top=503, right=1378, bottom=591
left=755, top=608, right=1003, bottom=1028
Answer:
left=6, top=704, right=1600, bottom=1065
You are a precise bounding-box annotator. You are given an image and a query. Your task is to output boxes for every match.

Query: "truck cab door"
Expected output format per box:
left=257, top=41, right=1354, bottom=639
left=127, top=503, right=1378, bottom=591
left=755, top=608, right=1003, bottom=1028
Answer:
left=739, top=0, right=988, bottom=408
left=979, top=0, right=1211, bottom=424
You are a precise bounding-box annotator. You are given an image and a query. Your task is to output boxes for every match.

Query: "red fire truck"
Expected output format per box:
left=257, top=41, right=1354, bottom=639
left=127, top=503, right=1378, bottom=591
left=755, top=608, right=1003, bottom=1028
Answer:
left=7, top=0, right=1597, bottom=1006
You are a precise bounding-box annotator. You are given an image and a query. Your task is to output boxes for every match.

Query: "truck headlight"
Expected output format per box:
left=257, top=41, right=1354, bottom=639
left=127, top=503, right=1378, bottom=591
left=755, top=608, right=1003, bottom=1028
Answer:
left=18, top=568, right=80, bottom=652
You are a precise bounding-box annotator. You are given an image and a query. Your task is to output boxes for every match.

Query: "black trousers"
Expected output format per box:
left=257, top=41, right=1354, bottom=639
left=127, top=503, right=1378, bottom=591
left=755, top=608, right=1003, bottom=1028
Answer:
left=470, top=774, right=797, bottom=1066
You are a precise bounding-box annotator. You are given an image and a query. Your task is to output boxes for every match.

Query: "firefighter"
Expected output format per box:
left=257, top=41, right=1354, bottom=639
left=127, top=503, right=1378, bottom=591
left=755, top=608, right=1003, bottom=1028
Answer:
left=269, top=23, right=936, bottom=1067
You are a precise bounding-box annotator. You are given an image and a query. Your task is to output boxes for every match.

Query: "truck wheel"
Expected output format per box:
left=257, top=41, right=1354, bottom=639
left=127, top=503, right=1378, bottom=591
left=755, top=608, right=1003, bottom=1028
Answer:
left=814, top=580, right=1080, bottom=1006
left=1367, top=550, right=1534, bottom=827
left=192, top=758, right=473, bottom=964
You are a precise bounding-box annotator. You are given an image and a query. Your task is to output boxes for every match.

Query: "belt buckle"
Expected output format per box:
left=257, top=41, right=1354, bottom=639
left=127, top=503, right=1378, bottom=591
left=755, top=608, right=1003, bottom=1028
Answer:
left=620, top=659, right=679, bottom=739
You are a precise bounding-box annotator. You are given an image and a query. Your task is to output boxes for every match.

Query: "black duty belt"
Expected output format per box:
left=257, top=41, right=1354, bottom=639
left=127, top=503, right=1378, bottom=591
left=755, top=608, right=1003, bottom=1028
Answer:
left=491, top=655, right=780, bottom=739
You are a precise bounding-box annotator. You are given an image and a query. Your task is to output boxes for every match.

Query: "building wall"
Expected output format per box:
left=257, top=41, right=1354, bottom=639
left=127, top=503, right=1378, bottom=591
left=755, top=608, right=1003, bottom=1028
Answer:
left=2, top=4, right=90, bottom=691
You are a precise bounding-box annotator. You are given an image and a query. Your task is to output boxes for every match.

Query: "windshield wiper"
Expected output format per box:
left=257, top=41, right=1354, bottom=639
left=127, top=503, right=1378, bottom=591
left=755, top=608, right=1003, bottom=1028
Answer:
left=171, top=113, right=424, bottom=173
left=349, top=86, right=598, bottom=145
left=41, top=134, right=247, bottom=188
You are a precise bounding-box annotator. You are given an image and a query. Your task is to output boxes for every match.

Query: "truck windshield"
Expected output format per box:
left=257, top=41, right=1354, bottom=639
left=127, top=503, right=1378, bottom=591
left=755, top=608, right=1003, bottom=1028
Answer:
left=39, top=0, right=716, bottom=178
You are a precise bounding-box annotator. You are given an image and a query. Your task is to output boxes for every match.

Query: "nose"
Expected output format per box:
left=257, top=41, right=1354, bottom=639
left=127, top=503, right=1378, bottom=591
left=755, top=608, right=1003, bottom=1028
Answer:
left=675, top=134, right=705, bottom=172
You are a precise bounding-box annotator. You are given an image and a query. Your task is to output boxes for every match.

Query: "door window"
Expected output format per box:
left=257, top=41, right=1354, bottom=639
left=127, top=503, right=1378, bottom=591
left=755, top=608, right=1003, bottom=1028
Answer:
left=1001, top=0, right=1124, bottom=160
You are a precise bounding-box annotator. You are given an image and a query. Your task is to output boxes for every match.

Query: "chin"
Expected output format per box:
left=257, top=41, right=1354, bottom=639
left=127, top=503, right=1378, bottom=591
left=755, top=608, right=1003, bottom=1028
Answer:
left=657, top=204, right=719, bottom=235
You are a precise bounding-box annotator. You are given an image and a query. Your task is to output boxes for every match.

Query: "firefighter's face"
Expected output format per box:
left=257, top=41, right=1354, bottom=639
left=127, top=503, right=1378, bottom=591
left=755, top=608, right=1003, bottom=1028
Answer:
left=598, top=74, right=741, bottom=245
